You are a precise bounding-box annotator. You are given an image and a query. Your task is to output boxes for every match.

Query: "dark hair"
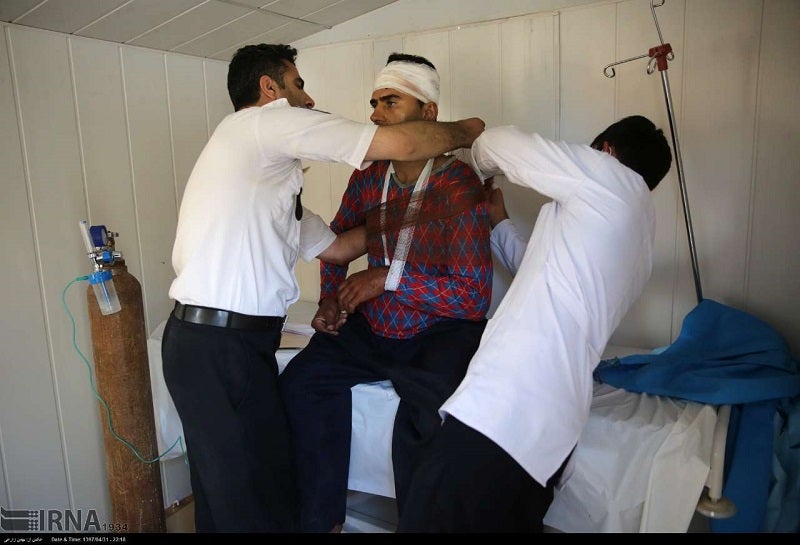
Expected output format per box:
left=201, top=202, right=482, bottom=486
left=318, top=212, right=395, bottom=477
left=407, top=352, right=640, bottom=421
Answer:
left=386, top=52, right=436, bottom=70
left=227, top=44, right=297, bottom=111
left=590, top=115, right=672, bottom=190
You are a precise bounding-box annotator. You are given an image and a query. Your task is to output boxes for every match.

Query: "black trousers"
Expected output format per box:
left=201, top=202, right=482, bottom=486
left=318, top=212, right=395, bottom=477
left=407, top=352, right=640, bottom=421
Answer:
left=279, top=313, right=487, bottom=532
left=398, top=416, right=569, bottom=533
left=161, top=315, right=299, bottom=532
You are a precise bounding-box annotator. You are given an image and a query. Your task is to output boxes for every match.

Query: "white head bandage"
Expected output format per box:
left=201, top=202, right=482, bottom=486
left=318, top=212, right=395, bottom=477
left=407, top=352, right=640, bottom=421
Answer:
left=374, top=60, right=440, bottom=104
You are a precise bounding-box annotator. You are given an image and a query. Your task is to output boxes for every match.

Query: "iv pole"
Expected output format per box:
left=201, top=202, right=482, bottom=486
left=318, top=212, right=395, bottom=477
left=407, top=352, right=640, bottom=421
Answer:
left=603, top=1, right=738, bottom=521
left=602, top=0, right=703, bottom=305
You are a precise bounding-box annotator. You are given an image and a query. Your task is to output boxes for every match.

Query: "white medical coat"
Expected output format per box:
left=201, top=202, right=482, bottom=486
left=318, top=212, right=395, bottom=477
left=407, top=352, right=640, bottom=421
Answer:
left=441, top=126, right=655, bottom=486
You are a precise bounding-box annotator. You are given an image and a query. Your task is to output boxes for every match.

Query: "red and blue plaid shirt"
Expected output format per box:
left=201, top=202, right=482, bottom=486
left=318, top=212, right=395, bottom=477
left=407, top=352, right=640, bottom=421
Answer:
left=321, top=157, right=492, bottom=339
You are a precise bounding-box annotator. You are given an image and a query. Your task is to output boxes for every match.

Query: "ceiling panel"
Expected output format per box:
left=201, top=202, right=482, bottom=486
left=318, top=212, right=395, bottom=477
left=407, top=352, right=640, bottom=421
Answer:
left=129, top=1, right=250, bottom=51
left=78, top=0, right=206, bottom=43
left=175, top=10, right=292, bottom=57
left=1, top=0, right=401, bottom=59
left=309, top=0, right=398, bottom=28
left=262, top=0, right=344, bottom=20
left=210, top=19, right=322, bottom=61
left=256, top=19, right=324, bottom=47
left=14, top=0, right=129, bottom=34
left=0, top=0, right=43, bottom=22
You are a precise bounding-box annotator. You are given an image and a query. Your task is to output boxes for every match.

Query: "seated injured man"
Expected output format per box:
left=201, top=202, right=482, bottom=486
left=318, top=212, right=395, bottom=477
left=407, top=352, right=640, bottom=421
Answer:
left=279, top=53, right=493, bottom=533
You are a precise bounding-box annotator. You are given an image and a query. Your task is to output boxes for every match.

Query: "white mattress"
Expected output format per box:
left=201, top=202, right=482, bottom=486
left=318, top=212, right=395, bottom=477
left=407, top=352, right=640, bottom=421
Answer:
left=147, top=302, right=718, bottom=532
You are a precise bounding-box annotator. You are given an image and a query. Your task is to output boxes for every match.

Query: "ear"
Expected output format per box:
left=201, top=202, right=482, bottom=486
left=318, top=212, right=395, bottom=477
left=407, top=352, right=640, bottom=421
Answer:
left=259, top=75, right=279, bottom=101
left=422, top=102, right=438, bottom=121
left=602, top=141, right=617, bottom=158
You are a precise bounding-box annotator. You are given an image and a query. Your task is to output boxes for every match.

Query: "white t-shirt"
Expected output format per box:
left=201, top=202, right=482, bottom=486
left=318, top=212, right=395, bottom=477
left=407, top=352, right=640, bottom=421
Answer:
left=441, top=126, right=655, bottom=486
left=490, top=219, right=525, bottom=276
left=298, top=206, right=336, bottom=262
left=169, top=99, right=377, bottom=316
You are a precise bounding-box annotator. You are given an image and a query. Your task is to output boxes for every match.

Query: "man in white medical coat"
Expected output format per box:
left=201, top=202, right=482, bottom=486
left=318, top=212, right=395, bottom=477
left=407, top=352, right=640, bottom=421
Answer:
left=398, top=115, right=672, bottom=532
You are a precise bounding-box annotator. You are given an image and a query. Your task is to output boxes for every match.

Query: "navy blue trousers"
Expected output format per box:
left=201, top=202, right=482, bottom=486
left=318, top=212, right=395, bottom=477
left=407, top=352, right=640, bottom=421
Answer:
left=161, top=315, right=300, bottom=532
left=279, top=313, right=486, bottom=532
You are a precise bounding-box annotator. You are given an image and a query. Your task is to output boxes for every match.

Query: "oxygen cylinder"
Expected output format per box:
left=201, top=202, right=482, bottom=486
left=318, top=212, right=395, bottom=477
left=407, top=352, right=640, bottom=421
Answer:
left=87, top=259, right=166, bottom=532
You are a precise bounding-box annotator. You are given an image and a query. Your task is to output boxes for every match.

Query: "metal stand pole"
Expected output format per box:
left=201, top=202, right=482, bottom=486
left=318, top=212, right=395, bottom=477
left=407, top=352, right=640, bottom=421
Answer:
left=658, top=68, right=703, bottom=303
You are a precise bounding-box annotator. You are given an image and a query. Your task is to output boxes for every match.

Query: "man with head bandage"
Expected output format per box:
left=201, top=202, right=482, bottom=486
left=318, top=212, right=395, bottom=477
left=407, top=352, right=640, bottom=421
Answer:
left=280, top=53, right=493, bottom=533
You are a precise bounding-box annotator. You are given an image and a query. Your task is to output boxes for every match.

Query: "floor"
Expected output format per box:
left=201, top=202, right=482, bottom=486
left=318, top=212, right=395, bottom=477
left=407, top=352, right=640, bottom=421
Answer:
left=164, top=491, right=398, bottom=533
left=165, top=491, right=712, bottom=533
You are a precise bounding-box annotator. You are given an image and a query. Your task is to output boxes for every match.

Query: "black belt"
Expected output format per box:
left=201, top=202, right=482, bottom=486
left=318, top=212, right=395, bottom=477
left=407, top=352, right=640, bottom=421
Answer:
left=173, top=302, right=285, bottom=331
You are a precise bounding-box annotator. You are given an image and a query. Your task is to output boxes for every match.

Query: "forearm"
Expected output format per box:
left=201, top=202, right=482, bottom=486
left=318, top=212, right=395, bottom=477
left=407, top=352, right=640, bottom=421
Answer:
left=365, top=118, right=484, bottom=162
left=317, top=225, right=367, bottom=266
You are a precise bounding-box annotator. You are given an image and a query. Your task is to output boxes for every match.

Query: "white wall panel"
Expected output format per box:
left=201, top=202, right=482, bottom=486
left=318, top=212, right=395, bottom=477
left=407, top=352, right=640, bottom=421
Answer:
left=500, top=14, right=559, bottom=136
left=747, top=0, right=800, bottom=354
left=0, top=26, right=71, bottom=511
left=673, top=0, right=762, bottom=335
left=204, top=58, right=232, bottom=135
left=319, top=42, right=372, bottom=123
left=8, top=26, right=109, bottom=516
left=122, top=47, right=178, bottom=334
left=450, top=24, right=502, bottom=127
left=559, top=3, right=616, bottom=142
left=166, top=54, right=209, bottom=205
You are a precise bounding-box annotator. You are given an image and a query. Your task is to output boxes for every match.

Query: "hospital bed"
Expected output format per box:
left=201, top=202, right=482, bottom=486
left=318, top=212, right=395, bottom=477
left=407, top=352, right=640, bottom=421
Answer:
left=147, top=300, right=732, bottom=533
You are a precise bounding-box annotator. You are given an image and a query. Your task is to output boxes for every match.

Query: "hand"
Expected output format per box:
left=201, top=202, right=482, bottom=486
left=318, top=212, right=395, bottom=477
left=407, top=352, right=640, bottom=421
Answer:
left=458, top=117, right=485, bottom=147
left=337, top=267, right=389, bottom=314
left=484, top=178, right=509, bottom=228
left=311, top=297, right=348, bottom=335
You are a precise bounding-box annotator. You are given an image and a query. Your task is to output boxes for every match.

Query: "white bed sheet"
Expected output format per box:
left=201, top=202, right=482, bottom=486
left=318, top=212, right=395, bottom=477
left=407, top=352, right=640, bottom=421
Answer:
left=147, top=302, right=718, bottom=532
left=544, top=382, right=717, bottom=532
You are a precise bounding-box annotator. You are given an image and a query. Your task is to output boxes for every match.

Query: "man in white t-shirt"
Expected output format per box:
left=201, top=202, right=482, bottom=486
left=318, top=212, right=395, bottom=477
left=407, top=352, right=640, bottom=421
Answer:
left=161, top=43, right=484, bottom=533
left=398, top=115, right=672, bottom=532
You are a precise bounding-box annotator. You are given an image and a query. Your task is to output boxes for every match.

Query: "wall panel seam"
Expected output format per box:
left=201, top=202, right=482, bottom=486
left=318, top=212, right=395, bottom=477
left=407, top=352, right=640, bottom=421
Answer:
left=742, top=0, right=766, bottom=311
left=118, top=46, right=148, bottom=327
